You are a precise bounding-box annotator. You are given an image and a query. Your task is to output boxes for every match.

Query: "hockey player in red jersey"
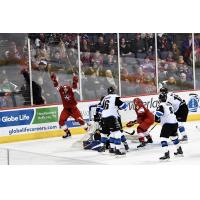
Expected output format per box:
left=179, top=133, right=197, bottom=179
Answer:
left=50, top=72, right=88, bottom=138
left=126, top=98, right=154, bottom=148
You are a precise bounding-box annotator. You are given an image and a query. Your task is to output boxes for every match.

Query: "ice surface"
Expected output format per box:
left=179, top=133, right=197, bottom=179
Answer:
left=1, top=121, right=200, bottom=165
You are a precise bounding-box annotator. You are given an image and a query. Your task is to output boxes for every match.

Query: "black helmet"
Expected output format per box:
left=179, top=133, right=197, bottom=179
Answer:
left=107, top=86, right=115, bottom=94
left=158, top=93, right=167, bottom=102
left=160, top=87, right=168, bottom=94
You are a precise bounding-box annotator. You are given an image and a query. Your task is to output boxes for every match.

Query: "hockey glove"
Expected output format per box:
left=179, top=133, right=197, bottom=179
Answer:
left=126, top=120, right=137, bottom=127
left=50, top=73, right=58, bottom=87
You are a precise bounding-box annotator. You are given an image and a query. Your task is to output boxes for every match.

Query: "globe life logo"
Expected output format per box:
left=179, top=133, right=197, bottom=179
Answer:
left=1, top=114, right=30, bottom=122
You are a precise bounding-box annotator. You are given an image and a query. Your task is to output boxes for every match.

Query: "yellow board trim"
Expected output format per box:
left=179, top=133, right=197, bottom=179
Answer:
left=0, top=114, right=200, bottom=144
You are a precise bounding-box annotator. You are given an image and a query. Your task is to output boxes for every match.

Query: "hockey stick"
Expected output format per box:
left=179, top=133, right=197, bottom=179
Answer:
left=148, top=123, right=159, bottom=133
left=123, top=129, right=135, bottom=135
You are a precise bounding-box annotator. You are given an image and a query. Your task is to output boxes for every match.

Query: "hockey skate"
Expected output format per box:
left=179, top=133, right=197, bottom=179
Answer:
left=123, top=141, right=129, bottom=151
left=179, top=135, right=188, bottom=142
left=115, top=149, right=126, bottom=156
left=98, top=145, right=106, bottom=152
left=109, top=147, right=116, bottom=154
left=145, top=135, right=153, bottom=144
left=174, top=146, right=183, bottom=157
left=62, top=130, right=71, bottom=138
left=137, top=142, right=146, bottom=148
left=159, top=151, right=170, bottom=160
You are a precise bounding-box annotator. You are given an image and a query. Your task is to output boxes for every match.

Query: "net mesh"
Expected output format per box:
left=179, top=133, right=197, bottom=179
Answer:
left=0, top=147, right=97, bottom=165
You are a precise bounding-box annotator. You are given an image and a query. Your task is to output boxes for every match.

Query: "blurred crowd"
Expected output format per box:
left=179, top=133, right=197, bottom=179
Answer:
left=157, top=33, right=194, bottom=91
left=0, top=33, right=200, bottom=109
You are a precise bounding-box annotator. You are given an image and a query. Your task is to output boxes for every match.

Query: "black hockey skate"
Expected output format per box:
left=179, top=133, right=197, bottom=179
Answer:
left=145, top=135, right=153, bottom=144
left=159, top=151, right=170, bottom=160
left=174, top=146, right=183, bottom=156
left=98, top=145, right=106, bottom=152
left=123, top=141, right=129, bottom=151
left=137, top=142, right=146, bottom=148
left=115, top=149, right=126, bottom=156
left=180, top=135, right=188, bottom=142
left=109, top=147, right=116, bottom=154
left=62, top=130, right=71, bottom=138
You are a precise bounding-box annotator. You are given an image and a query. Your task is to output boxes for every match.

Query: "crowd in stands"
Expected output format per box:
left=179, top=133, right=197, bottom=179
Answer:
left=1, top=33, right=200, bottom=109
left=119, top=33, right=157, bottom=96
left=157, top=33, right=194, bottom=91
left=79, top=33, right=119, bottom=100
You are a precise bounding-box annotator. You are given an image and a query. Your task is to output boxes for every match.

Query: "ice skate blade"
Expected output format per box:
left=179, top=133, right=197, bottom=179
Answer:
left=159, top=158, right=170, bottom=162
left=174, top=154, right=184, bottom=157
left=115, top=154, right=126, bottom=158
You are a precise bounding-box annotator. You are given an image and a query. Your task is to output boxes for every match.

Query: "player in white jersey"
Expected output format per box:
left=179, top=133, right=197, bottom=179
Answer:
left=160, top=87, right=189, bottom=141
left=155, top=93, right=183, bottom=160
left=98, top=87, right=128, bottom=155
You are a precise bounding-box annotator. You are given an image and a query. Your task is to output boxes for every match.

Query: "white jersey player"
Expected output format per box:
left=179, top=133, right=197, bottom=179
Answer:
left=160, top=87, right=189, bottom=141
left=98, top=87, right=128, bottom=155
left=155, top=93, right=183, bottom=160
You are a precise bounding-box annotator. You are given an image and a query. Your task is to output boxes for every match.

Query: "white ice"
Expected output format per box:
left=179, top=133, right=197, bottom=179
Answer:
left=1, top=121, right=200, bottom=165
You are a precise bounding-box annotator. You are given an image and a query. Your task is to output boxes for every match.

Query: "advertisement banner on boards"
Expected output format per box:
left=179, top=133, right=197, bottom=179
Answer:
left=0, top=90, right=200, bottom=136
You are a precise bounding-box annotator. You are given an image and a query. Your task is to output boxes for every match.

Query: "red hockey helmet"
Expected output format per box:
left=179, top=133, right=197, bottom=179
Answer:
left=133, top=98, right=143, bottom=106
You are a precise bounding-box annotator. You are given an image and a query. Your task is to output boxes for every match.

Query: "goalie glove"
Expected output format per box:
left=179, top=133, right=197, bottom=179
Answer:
left=126, top=120, right=137, bottom=127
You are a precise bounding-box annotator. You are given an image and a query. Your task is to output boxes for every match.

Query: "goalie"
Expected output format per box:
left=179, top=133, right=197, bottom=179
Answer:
left=126, top=98, right=154, bottom=148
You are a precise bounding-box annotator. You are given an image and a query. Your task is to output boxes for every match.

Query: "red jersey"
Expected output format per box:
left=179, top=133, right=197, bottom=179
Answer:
left=57, top=85, right=77, bottom=109
left=135, top=104, right=154, bottom=124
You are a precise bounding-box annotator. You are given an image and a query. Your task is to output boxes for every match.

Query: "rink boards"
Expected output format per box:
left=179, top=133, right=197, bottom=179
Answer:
left=0, top=90, right=200, bottom=143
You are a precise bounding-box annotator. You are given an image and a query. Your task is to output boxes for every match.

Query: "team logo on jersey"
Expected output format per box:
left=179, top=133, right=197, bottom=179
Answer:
left=188, top=93, right=199, bottom=112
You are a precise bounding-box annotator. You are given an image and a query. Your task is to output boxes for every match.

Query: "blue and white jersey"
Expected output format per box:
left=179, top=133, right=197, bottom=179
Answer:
left=156, top=102, right=177, bottom=125
left=99, top=94, right=127, bottom=118
left=166, top=92, right=185, bottom=112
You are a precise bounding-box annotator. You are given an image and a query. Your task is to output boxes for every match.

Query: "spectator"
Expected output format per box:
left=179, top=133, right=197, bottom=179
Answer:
left=94, top=35, right=106, bottom=54
left=103, top=69, right=117, bottom=90
left=166, top=62, right=179, bottom=80
left=81, top=52, right=93, bottom=68
left=106, top=38, right=117, bottom=55
left=172, top=43, right=180, bottom=61
left=120, top=37, right=130, bottom=55
left=145, top=33, right=155, bottom=58
left=131, top=34, right=146, bottom=59
left=176, top=72, right=194, bottom=90
left=104, top=48, right=118, bottom=69
left=80, top=36, right=90, bottom=52
left=157, top=34, right=171, bottom=60
left=5, top=41, right=21, bottom=63
left=20, top=69, right=45, bottom=105
left=162, top=76, right=179, bottom=91
left=91, top=50, right=104, bottom=68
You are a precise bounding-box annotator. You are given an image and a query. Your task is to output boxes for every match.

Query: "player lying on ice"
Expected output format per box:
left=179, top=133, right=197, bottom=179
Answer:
left=83, top=95, right=129, bottom=152
left=50, top=72, right=88, bottom=138
left=126, top=98, right=154, bottom=148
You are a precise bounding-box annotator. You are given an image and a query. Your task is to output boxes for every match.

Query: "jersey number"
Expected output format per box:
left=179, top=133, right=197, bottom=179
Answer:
left=169, top=106, right=173, bottom=114
left=103, top=100, right=110, bottom=110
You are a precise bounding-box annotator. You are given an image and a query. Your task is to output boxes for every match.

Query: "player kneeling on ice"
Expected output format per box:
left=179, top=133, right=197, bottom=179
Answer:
left=160, top=87, right=188, bottom=141
left=50, top=73, right=88, bottom=138
left=97, top=87, right=128, bottom=155
left=156, top=93, right=183, bottom=160
left=126, top=98, right=154, bottom=148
